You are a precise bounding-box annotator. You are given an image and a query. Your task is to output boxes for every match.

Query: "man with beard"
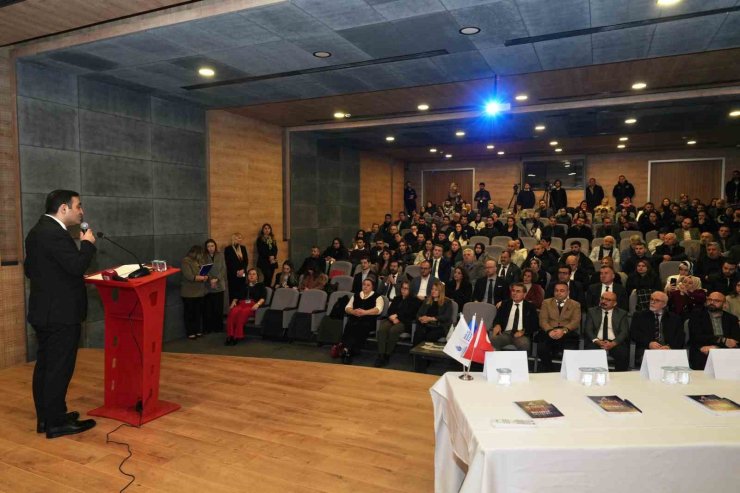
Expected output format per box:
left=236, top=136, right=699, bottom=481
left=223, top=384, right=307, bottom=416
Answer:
left=688, top=292, right=739, bottom=369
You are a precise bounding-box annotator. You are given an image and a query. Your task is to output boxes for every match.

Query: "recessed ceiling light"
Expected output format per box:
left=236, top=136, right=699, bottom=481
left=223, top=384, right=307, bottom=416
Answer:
left=333, top=112, right=346, bottom=119
left=386, top=136, right=395, bottom=142
left=617, top=144, right=626, bottom=149
left=198, top=67, right=215, bottom=77
left=515, top=94, right=528, bottom=101
left=657, top=0, right=681, bottom=6
left=445, top=154, right=452, bottom=158
left=535, top=125, right=546, bottom=131
left=555, top=148, right=563, bottom=152
left=631, top=82, right=647, bottom=90
left=568, top=172, right=577, bottom=176
left=497, top=151, right=505, bottom=155
left=486, top=144, right=495, bottom=149
left=527, top=174, right=536, bottom=177
left=687, top=140, right=697, bottom=145
left=619, top=136, right=629, bottom=141
left=429, top=148, right=437, bottom=153
left=625, top=118, right=637, bottom=124
left=549, top=141, right=558, bottom=146
left=417, top=104, right=430, bottom=111
left=313, top=51, right=332, bottom=58
left=459, top=26, right=480, bottom=35
left=730, top=110, right=740, bottom=117
left=564, top=164, right=571, bottom=168
left=455, top=130, right=466, bottom=137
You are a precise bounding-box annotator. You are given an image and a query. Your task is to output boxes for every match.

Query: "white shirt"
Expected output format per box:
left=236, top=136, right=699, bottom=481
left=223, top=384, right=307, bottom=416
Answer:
left=431, top=257, right=442, bottom=278
left=386, top=274, right=398, bottom=300
left=600, top=283, right=614, bottom=296
left=418, top=275, right=430, bottom=298
left=44, top=214, right=67, bottom=231
left=345, top=291, right=384, bottom=313
left=505, top=302, right=524, bottom=332
left=682, top=229, right=692, bottom=241
left=595, top=309, right=615, bottom=341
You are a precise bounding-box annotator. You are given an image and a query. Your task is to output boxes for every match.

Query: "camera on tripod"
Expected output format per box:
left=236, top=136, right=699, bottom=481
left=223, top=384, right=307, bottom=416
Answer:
left=513, top=184, right=520, bottom=193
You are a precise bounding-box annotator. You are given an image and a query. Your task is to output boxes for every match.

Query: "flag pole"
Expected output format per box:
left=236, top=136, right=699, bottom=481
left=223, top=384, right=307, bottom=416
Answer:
left=458, top=312, right=477, bottom=381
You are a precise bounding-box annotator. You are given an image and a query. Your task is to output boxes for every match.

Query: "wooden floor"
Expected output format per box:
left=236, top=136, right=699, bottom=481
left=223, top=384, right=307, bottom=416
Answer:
left=0, top=349, right=438, bottom=492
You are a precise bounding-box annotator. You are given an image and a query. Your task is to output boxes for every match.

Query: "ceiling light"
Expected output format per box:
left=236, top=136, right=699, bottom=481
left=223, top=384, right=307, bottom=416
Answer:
left=455, top=130, right=466, bottom=137
left=549, top=141, right=558, bottom=146
left=657, top=0, right=681, bottom=6
left=625, top=118, right=637, bottom=124
left=568, top=172, right=577, bottom=176
left=617, top=144, right=626, bottom=149
left=429, top=148, right=437, bottom=153
left=333, top=112, right=346, bottom=119
left=564, top=164, right=571, bottom=168
left=486, top=144, right=495, bottom=149
left=313, top=51, right=332, bottom=58
left=515, top=94, right=528, bottom=101
left=198, top=67, right=215, bottom=77
left=484, top=100, right=509, bottom=115
left=555, top=148, right=563, bottom=152
left=417, top=104, right=430, bottom=111
left=631, top=82, right=647, bottom=90
left=459, top=26, right=480, bottom=35
left=497, top=151, right=505, bottom=155
left=687, top=140, right=696, bottom=145
left=527, top=174, right=536, bottom=177
left=445, top=154, right=452, bottom=158
left=385, top=136, right=395, bottom=142
left=535, top=125, right=546, bottom=131
left=729, top=110, right=740, bottom=117
left=619, top=136, right=629, bottom=141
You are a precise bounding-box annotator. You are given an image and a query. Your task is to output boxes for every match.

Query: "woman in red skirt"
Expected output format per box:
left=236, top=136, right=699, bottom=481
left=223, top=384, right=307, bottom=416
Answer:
left=225, top=268, right=266, bottom=346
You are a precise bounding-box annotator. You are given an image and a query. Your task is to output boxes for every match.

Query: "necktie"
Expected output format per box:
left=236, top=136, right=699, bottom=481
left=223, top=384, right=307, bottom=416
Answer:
left=605, top=285, right=610, bottom=292
left=487, top=279, right=494, bottom=304
left=602, top=311, right=609, bottom=340
left=557, top=301, right=563, bottom=314
left=654, top=312, right=662, bottom=343
left=433, top=259, right=438, bottom=278
left=500, top=266, right=506, bottom=278
left=512, top=303, right=520, bottom=332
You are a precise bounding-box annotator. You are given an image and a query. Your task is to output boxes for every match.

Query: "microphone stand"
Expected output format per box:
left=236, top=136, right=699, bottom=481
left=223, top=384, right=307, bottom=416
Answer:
left=97, top=232, right=150, bottom=278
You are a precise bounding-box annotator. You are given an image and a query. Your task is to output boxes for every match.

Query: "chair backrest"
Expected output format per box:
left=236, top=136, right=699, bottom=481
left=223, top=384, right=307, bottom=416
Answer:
left=628, top=289, right=637, bottom=314
left=400, top=228, right=410, bottom=236
left=550, top=237, right=564, bottom=251
left=405, top=264, right=421, bottom=278
left=520, top=237, right=538, bottom=250
left=619, top=237, right=633, bottom=252
left=271, top=288, right=300, bottom=310
left=491, top=236, right=511, bottom=248
left=684, top=319, right=690, bottom=345
left=332, top=275, right=354, bottom=292
left=680, top=240, right=701, bottom=261
left=659, top=261, right=682, bottom=284
left=469, top=235, right=490, bottom=246
left=565, top=237, right=590, bottom=253
left=262, top=287, right=274, bottom=306
left=620, top=230, right=643, bottom=240
left=449, top=299, right=459, bottom=325
left=297, top=289, right=327, bottom=313
left=591, top=237, right=605, bottom=250
left=327, top=290, right=353, bottom=315
left=329, top=260, right=352, bottom=277
left=379, top=295, right=390, bottom=318
left=462, top=301, right=497, bottom=330
left=645, top=230, right=659, bottom=243
left=487, top=245, right=504, bottom=261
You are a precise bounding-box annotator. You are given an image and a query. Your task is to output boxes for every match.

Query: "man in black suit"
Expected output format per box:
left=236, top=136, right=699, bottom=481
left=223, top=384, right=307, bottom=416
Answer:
left=583, top=291, right=630, bottom=371
left=585, top=178, right=604, bottom=211
left=586, top=266, right=628, bottom=311
left=410, top=260, right=433, bottom=299
left=566, top=216, right=593, bottom=243
left=558, top=241, right=594, bottom=274
left=630, top=291, right=685, bottom=365
left=24, top=190, right=98, bottom=439
left=473, top=259, right=509, bottom=306
left=652, top=233, right=687, bottom=268
left=563, top=254, right=591, bottom=287
left=429, top=244, right=451, bottom=281
left=378, top=260, right=406, bottom=301
left=491, top=283, right=538, bottom=351
left=541, top=215, right=566, bottom=240
left=297, top=246, right=326, bottom=276
left=546, top=264, right=586, bottom=308
left=497, top=250, right=521, bottom=284
left=688, top=292, right=740, bottom=369
left=351, top=256, right=377, bottom=294
left=705, top=260, right=738, bottom=295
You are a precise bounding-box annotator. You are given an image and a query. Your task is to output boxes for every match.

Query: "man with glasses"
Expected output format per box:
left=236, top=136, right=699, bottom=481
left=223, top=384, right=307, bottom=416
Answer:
left=410, top=260, right=433, bottom=300
left=491, top=283, right=538, bottom=352
left=583, top=291, right=630, bottom=371
left=688, top=292, right=739, bottom=369
left=473, top=259, right=509, bottom=307
left=537, top=283, right=581, bottom=372
left=630, top=291, right=684, bottom=365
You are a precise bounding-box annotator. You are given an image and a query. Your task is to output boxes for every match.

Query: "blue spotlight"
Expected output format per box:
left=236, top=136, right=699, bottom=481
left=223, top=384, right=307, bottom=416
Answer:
left=484, top=100, right=510, bottom=116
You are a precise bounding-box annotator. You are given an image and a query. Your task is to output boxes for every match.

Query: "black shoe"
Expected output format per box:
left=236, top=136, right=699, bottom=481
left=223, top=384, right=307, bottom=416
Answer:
left=230, top=338, right=238, bottom=346
left=374, top=355, right=385, bottom=367
left=46, top=418, right=96, bottom=439
left=341, top=349, right=352, bottom=365
left=224, top=337, right=233, bottom=346
left=37, top=411, right=80, bottom=433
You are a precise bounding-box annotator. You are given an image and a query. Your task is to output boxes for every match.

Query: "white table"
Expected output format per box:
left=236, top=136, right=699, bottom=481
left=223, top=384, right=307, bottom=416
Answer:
left=431, top=371, right=740, bottom=493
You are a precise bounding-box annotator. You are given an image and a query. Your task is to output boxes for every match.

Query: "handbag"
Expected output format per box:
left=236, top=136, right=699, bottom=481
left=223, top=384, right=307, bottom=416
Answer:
left=330, top=342, right=344, bottom=359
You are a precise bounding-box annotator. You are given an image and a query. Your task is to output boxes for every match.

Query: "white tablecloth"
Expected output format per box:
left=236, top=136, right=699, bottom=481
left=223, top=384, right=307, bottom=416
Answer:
left=431, top=371, right=740, bottom=493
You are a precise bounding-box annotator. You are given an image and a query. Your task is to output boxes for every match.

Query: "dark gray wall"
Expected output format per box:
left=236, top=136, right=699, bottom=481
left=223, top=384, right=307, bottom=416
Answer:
left=17, top=61, right=207, bottom=355
left=290, top=132, right=360, bottom=262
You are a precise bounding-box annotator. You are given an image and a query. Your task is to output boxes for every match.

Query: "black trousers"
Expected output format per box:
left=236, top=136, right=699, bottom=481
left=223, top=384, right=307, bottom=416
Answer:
left=585, top=340, right=630, bottom=371
left=182, top=296, right=204, bottom=336
left=536, top=330, right=580, bottom=372
left=203, top=291, right=225, bottom=333
left=32, top=323, right=81, bottom=425
left=341, top=316, right=376, bottom=354
left=413, top=323, right=446, bottom=346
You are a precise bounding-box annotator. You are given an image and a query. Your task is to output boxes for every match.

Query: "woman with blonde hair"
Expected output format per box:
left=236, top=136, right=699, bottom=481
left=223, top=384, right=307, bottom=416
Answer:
left=414, top=280, right=453, bottom=345
left=224, top=232, right=248, bottom=303
left=256, top=223, right=278, bottom=286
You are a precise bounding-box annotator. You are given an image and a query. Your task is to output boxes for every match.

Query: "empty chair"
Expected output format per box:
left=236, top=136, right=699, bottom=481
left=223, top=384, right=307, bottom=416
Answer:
left=260, top=288, right=300, bottom=338
left=332, top=275, right=354, bottom=292
left=565, top=237, right=590, bottom=253
left=405, top=264, right=421, bottom=278
left=486, top=245, right=504, bottom=261
left=645, top=230, right=659, bottom=244
left=469, top=235, right=490, bottom=246
left=491, top=236, right=511, bottom=248
left=628, top=290, right=637, bottom=315
left=253, top=287, right=274, bottom=326
left=550, top=237, right=564, bottom=251
left=591, top=237, right=605, bottom=250
left=328, top=260, right=352, bottom=278
left=659, top=261, right=682, bottom=285
left=286, top=289, right=328, bottom=341
left=462, top=301, right=497, bottom=331
left=620, top=230, right=643, bottom=240
left=619, top=237, right=633, bottom=252
left=681, top=240, right=701, bottom=261
left=520, top=237, right=538, bottom=250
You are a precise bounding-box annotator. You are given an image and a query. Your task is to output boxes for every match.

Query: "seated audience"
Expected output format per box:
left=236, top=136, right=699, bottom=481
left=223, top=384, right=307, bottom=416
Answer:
left=583, top=291, right=630, bottom=371
left=473, top=242, right=489, bottom=262
left=297, top=246, right=326, bottom=276
left=667, top=274, right=706, bottom=319
left=652, top=233, right=687, bottom=268
left=664, top=260, right=701, bottom=292
left=528, top=258, right=549, bottom=290
left=497, top=250, right=521, bottom=284
left=376, top=248, right=393, bottom=278
left=445, top=266, right=472, bottom=310
left=299, top=268, right=328, bottom=291
left=537, top=283, right=581, bottom=372
left=521, top=268, right=545, bottom=309
left=625, top=258, right=662, bottom=311
left=375, top=281, right=421, bottom=367
left=457, top=247, right=485, bottom=284
left=472, top=259, right=509, bottom=305
left=491, top=283, right=538, bottom=351
left=507, top=239, right=529, bottom=268
left=623, top=242, right=652, bottom=275
left=589, top=235, right=620, bottom=265
left=546, top=264, right=586, bottom=308
left=414, top=239, right=434, bottom=265
left=695, top=242, right=724, bottom=281
left=675, top=217, right=700, bottom=241
left=586, top=266, right=628, bottom=311
left=225, top=268, right=266, bottom=346
left=705, top=260, right=739, bottom=295
left=378, top=260, right=405, bottom=300
left=429, top=244, right=452, bottom=281
left=340, top=279, right=384, bottom=364
left=688, top=292, right=739, bottom=369
left=414, top=280, right=453, bottom=345
left=322, top=238, right=349, bottom=263
left=352, top=257, right=377, bottom=294
left=566, top=216, right=593, bottom=242
left=274, top=260, right=299, bottom=289
left=410, top=260, right=433, bottom=299
left=630, top=291, right=685, bottom=364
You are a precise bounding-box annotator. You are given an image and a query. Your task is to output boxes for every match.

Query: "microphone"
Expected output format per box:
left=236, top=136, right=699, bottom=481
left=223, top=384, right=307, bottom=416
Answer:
left=81, top=221, right=89, bottom=233
left=97, top=231, right=151, bottom=279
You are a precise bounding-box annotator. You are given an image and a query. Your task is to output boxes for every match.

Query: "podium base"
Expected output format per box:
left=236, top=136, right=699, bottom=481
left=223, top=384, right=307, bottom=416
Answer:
left=89, top=399, right=180, bottom=426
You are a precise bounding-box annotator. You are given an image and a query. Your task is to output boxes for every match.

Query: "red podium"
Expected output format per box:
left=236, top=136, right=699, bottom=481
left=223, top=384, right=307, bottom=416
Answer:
left=85, top=267, right=181, bottom=425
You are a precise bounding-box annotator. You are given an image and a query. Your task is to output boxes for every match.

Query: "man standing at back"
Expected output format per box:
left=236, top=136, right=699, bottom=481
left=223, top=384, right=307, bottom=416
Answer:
left=25, top=190, right=98, bottom=439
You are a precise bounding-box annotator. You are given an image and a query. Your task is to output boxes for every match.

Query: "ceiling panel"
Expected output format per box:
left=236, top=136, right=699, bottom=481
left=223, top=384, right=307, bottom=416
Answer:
left=241, top=2, right=335, bottom=40
left=648, top=15, right=727, bottom=57
left=479, top=44, right=542, bottom=75
left=592, top=25, right=655, bottom=64
left=292, top=0, right=386, bottom=30
left=514, top=0, right=591, bottom=36
left=535, top=35, right=592, bottom=70
left=451, top=1, right=529, bottom=50
left=371, top=0, right=446, bottom=21
left=708, top=11, right=740, bottom=50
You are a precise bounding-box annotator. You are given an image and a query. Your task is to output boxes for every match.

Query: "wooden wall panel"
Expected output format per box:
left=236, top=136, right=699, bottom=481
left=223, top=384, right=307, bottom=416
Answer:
left=650, top=159, right=723, bottom=205
left=359, top=151, right=404, bottom=229
left=0, top=265, right=26, bottom=368
left=208, top=110, right=286, bottom=269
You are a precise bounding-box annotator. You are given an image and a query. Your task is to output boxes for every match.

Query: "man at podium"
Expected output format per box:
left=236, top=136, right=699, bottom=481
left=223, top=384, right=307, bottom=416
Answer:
left=24, top=189, right=98, bottom=439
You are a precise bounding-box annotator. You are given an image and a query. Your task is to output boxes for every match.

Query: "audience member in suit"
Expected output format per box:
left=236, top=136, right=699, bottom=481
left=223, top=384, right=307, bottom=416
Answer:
left=351, top=257, right=378, bottom=294
left=410, top=260, right=433, bottom=300
left=378, top=260, right=406, bottom=301
left=414, top=280, right=454, bottom=345
left=652, top=233, right=687, bottom=269
left=705, top=260, right=739, bottom=295
left=716, top=225, right=736, bottom=253
left=559, top=241, right=594, bottom=274
left=256, top=223, right=279, bottom=289
left=24, top=190, right=97, bottom=439
left=546, top=264, right=586, bottom=308
left=497, top=249, right=521, bottom=281
left=445, top=266, right=472, bottom=310
left=456, top=247, right=486, bottom=284
left=586, top=266, right=628, bottom=311
left=537, top=283, right=582, bottom=372
left=622, top=243, right=652, bottom=275
left=583, top=291, right=630, bottom=371
left=563, top=254, right=592, bottom=287
left=224, top=232, right=249, bottom=302
left=521, top=268, right=545, bottom=309
left=674, top=217, right=700, bottom=241
left=695, top=242, right=724, bottom=281
left=585, top=178, right=605, bottom=211
left=630, top=291, right=685, bottom=365
left=429, top=244, right=452, bottom=281
left=688, top=292, right=740, bottom=369
left=375, top=280, right=421, bottom=367
left=491, top=283, right=539, bottom=351
left=472, top=259, right=510, bottom=306
left=566, top=216, right=594, bottom=242
left=297, top=246, right=326, bottom=277
left=341, top=278, right=384, bottom=364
